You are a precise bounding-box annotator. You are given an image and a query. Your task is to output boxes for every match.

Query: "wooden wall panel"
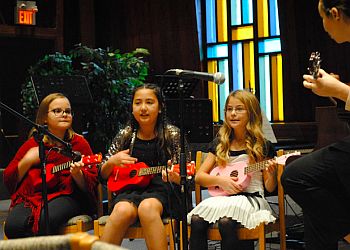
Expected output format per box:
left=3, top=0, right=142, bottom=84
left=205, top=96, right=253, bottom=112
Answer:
left=94, top=0, right=201, bottom=76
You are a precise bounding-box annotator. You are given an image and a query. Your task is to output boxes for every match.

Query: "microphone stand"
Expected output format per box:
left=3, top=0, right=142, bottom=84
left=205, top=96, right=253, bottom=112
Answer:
left=176, top=79, right=189, bottom=250
left=0, top=101, right=73, bottom=235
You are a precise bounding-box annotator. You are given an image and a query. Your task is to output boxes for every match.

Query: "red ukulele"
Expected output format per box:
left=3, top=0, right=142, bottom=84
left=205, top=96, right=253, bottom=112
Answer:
left=107, top=161, right=196, bottom=193
left=32, top=153, right=102, bottom=189
left=208, top=152, right=300, bottom=196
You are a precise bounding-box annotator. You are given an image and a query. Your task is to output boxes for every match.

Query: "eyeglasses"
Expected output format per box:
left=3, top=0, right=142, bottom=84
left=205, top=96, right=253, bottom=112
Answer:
left=225, top=107, right=246, bottom=114
left=48, top=108, right=73, bottom=117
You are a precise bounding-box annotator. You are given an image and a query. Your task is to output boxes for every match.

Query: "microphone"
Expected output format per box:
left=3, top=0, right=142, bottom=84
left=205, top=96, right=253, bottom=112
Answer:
left=53, top=147, right=82, bottom=161
left=165, top=69, right=225, bottom=85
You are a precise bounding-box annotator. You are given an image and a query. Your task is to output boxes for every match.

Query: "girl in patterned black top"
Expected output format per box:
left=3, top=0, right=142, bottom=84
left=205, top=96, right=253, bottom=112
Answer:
left=99, top=83, right=188, bottom=250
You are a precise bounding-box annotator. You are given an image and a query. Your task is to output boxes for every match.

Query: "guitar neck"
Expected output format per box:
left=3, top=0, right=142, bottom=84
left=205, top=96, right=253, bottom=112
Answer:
left=245, top=159, right=270, bottom=175
left=138, top=165, right=166, bottom=176
left=52, top=161, right=73, bottom=174
left=50, top=153, right=101, bottom=174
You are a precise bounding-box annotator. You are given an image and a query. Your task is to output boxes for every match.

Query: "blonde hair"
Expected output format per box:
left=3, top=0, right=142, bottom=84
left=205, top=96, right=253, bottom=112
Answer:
left=29, top=93, right=74, bottom=144
left=216, top=90, right=266, bottom=166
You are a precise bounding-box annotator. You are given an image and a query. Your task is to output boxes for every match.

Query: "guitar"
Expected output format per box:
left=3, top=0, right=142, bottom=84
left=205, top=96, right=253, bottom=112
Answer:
left=107, top=161, right=196, bottom=193
left=208, top=152, right=300, bottom=196
left=32, top=153, right=102, bottom=189
left=307, top=52, right=350, bottom=121
left=308, top=51, right=321, bottom=80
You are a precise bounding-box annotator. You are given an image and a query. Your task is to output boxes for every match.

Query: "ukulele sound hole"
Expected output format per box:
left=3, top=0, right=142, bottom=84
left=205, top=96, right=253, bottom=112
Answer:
left=230, top=170, right=238, bottom=177
left=129, top=170, right=137, bottom=178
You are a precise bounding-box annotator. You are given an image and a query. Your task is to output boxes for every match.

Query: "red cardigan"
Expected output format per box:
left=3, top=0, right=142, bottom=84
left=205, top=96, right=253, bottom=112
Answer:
left=3, top=134, right=98, bottom=233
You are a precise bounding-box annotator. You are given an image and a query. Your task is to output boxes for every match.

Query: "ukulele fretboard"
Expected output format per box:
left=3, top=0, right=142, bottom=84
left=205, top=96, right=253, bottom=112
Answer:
left=52, top=161, right=73, bottom=174
left=244, top=160, right=269, bottom=174
left=138, top=166, right=166, bottom=176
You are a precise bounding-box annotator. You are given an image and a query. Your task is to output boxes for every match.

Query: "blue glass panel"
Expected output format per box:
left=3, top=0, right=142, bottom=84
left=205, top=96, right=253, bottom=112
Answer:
left=231, top=43, right=244, bottom=91
left=259, top=56, right=271, bottom=120
left=269, top=0, right=280, bottom=36
left=207, top=44, right=228, bottom=58
left=206, top=0, right=217, bottom=43
left=258, top=38, right=281, bottom=54
left=242, top=0, right=253, bottom=24
left=218, top=60, right=229, bottom=121
left=231, top=0, right=241, bottom=26
left=195, top=0, right=204, bottom=60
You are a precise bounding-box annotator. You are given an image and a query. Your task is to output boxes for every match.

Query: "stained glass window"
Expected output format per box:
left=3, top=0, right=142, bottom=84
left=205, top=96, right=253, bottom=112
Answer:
left=196, top=0, right=283, bottom=122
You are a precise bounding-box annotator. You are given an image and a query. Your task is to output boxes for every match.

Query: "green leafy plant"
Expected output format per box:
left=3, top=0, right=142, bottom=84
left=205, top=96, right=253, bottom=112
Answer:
left=21, top=44, right=149, bottom=152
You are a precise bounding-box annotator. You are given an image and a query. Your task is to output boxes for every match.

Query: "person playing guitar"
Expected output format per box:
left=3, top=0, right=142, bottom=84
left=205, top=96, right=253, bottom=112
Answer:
left=187, top=90, right=278, bottom=250
left=282, top=1, right=350, bottom=249
left=4, top=93, right=99, bottom=238
left=99, top=83, right=190, bottom=250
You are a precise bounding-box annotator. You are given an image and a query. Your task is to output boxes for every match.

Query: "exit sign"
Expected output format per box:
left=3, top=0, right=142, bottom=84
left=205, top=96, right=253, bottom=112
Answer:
left=15, top=1, right=37, bottom=25
left=17, top=10, right=35, bottom=25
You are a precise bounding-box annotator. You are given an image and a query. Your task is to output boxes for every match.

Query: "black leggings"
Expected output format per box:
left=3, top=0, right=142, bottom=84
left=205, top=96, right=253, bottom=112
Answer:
left=5, top=195, right=82, bottom=239
left=189, top=215, right=254, bottom=250
left=281, top=145, right=350, bottom=250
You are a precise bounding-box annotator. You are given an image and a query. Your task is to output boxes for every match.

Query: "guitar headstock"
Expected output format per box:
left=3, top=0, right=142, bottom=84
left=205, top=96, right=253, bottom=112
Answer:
left=308, top=51, right=321, bottom=79
left=172, top=161, right=196, bottom=176
left=276, top=151, right=301, bottom=165
left=82, top=153, right=103, bottom=165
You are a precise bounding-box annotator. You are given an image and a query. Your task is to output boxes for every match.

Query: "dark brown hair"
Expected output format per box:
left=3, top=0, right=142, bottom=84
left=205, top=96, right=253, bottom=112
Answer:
left=321, top=0, right=350, bottom=17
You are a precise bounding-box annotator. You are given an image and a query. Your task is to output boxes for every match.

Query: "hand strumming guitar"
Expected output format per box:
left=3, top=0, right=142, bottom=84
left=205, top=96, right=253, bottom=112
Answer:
left=101, top=149, right=138, bottom=180
left=219, top=175, right=243, bottom=195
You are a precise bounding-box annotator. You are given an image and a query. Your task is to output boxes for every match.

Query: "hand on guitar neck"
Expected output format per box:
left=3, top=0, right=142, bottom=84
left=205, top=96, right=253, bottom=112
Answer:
left=306, top=52, right=350, bottom=103
left=31, top=153, right=102, bottom=189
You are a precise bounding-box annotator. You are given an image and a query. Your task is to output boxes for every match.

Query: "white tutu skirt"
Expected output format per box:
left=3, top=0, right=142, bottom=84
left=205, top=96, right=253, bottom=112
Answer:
left=187, top=195, right=276, bottom=229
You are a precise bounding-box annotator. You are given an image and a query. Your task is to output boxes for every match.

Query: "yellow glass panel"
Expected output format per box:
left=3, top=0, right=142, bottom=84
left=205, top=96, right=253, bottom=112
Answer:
left=231, top=26, right=253, bottom=40
left=271, top=54, right=284, bottom=121
left=257, top=0, right=269, bottom=37
left=249, top=42, right=255, bottom=91
left=217, top=0, right=228, bottom=42
left=277, top=54, right=284, bottom=120
left=208, top=61, right=219, bottom=122
left=243, top=42, right=255, bottom=91
left=271, top=55, right=278, bottom=121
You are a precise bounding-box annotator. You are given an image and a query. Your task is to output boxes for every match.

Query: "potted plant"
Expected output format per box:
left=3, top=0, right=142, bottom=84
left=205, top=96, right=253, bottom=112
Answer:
left=21, top=44, right=149, bottom=153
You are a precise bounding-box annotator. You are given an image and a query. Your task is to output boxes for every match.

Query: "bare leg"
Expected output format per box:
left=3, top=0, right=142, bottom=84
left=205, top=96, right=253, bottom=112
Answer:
left=101, top=201, right=138, bottom=245
left=138, top=198, right=167, bottom=250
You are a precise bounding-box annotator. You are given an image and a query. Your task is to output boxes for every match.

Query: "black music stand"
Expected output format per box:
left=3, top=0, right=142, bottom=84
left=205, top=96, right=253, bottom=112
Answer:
left=160, top=75, right=200, bottom=250
left=31, top=75, right=92, bottom=105
left=31, top=75, right=93, bottom=134
left=156, top=75, right=198, bottom=98
left=165, top=99, right=213, bottom=143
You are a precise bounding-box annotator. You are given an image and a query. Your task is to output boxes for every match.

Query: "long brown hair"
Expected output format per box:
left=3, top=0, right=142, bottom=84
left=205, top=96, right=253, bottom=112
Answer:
left=29, top=93, right=74, bottom=144
left=120, top=83, right=173, bottom=159
left=216, top=90, right=266, bottom=166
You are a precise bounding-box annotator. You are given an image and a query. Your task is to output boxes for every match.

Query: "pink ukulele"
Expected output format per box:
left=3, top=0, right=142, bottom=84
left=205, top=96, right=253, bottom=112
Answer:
left=208, top=152, right=300, bottom=196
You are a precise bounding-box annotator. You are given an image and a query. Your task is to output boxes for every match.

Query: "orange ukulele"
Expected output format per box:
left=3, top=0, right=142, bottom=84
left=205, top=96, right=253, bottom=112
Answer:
left=107, top=162, right=196, bottom=193
left=32, top=153, right=102, bottom=189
